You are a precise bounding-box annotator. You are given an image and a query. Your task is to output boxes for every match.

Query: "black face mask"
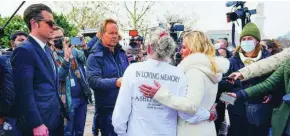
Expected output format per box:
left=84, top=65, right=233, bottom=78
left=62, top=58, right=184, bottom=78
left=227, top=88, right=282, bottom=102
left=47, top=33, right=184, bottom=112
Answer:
left=54, top=38, right=63, bottom=49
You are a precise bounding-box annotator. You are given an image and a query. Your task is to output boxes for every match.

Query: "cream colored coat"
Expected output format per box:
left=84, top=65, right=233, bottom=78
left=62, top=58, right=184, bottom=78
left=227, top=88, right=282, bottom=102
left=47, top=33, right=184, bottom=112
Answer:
left=153, top=53, right=230, bottom=136
left=239, top=48, right=290, bottom=80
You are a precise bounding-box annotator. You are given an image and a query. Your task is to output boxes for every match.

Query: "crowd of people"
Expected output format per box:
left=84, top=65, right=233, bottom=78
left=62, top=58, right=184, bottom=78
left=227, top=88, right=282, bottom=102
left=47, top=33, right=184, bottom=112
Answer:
left=0, top=3, right=289, bottom=136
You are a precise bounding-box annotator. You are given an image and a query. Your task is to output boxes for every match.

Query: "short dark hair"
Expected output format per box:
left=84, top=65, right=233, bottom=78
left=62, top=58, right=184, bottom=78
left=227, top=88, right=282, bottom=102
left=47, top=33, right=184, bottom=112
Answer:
left=10, top=31, right=28, bottom=41
left=23, top=4, right=52, bottom=31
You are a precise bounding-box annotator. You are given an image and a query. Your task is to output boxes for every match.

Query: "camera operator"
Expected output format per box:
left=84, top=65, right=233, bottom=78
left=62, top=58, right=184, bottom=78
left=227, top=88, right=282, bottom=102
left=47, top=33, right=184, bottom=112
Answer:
left=127, top=35, right=144, bottom=63
left=49, top=26, right=92, bottom=136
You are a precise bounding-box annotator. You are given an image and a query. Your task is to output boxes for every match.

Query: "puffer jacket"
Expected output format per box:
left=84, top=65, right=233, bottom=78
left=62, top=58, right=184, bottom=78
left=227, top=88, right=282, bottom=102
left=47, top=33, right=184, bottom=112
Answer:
left=86, top=40, right=129, bottom=109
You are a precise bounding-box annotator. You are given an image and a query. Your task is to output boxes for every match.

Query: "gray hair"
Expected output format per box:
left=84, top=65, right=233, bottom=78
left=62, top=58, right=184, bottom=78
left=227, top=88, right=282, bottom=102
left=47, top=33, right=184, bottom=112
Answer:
left=149, top=28, right=176, bottom=61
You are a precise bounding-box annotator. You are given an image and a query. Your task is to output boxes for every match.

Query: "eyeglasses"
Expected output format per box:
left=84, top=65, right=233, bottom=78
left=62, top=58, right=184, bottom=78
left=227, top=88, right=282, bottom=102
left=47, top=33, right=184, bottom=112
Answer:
left=37, top=19, right=56, bottom=28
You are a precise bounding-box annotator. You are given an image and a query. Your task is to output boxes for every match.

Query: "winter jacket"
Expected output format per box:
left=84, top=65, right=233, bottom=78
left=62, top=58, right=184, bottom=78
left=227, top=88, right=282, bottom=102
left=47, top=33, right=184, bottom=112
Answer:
left=86, top=40, right=129, bottom=109
left=220, top=50, right=274, bottom=136
left=0, top=55, right=14, bottom=117
left=223, top=50, right=272, bottom=115
left=239, top=47, right=290, bottom=81
left=85, top=36, right=99, bottom=58
left=237, top=59, right=290, bottom=136
left=152, top=53, right=229, bottom=136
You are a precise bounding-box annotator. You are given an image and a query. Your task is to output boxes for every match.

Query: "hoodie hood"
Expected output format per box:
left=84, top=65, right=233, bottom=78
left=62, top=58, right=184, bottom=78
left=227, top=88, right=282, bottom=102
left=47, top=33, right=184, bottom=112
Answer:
left=178, top=53, right=230, bottom=84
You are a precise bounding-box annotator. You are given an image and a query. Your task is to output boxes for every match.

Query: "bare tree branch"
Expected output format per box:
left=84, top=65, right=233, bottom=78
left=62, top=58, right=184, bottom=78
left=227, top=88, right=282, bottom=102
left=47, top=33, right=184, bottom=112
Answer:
left=55, top=1, right=109, bottom=30
left=124, top=2, right=134, bottom=18
left=136, top=2, right=154, bottom=22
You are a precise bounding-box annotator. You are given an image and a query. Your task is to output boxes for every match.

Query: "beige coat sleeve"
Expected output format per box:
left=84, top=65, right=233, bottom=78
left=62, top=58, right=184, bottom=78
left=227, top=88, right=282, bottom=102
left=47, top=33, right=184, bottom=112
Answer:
left=153, top=68, right=205, bottom=114
left=239, top=48, right=290, bottom=81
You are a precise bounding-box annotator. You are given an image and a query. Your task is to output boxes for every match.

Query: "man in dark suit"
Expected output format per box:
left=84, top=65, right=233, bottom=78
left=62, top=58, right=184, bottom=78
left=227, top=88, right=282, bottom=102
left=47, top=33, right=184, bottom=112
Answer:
left=11, top=4, right=64, bottom=136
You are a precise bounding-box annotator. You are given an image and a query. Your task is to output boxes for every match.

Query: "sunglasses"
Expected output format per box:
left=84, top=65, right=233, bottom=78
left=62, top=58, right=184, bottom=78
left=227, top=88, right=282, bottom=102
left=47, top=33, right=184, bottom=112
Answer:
left=37, top=19, right=57, bottom=28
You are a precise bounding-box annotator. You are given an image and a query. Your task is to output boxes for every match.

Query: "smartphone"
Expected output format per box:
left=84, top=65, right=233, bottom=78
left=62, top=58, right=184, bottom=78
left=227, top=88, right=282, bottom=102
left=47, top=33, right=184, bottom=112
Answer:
left=219, top=93, right=236, bottom=105
left=131, top=47, right=139, bottom=56
left=70, top=37, right=82, bottom=45
left=222, top=77, right=233, bottom=80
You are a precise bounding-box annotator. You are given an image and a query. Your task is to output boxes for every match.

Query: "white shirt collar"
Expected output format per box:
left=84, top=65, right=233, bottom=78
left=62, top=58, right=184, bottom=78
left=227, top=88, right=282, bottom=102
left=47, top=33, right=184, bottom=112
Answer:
left=29, top=34, right=46, bottom=50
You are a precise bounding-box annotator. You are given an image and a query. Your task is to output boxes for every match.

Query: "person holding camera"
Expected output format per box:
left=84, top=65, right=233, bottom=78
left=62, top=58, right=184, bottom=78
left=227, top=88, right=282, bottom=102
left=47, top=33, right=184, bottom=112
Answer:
left=127, top=35, right=145, bottom=63
left=50, top=26, right=92, bottom=136
left=86, top=18, right=129, bottom=136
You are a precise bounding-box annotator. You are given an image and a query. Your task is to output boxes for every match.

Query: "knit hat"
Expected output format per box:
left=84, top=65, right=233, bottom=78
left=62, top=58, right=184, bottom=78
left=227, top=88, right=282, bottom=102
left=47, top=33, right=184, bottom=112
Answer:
left=240, top=22, right=261, bottom=41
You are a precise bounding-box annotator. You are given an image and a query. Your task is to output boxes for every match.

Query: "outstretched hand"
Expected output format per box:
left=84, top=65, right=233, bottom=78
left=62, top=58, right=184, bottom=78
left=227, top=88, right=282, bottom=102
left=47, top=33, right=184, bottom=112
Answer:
left=139, top=80, right=161, bottom=98
left=228, top=72, right=244, bottom=80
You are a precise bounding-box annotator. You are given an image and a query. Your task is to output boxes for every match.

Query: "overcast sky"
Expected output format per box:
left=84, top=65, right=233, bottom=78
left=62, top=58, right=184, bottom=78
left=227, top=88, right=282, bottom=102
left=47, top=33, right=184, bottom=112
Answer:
left=0, top=1, right=289, bottom=39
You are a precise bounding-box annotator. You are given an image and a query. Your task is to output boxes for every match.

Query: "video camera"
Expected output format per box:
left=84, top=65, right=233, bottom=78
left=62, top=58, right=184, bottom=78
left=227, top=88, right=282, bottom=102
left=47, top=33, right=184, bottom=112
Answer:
left=226, top=1, right=256, bottom=26
left=169, top=22, right=184, bottom=44
left=226, top=1, right=256, bottom=48
left=128, top=30, right=143, bottom=51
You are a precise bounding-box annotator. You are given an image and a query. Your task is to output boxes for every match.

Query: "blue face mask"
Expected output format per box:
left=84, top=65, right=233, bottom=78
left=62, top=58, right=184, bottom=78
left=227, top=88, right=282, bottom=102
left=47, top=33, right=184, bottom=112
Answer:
left=240, top=40, right=256, bottom=53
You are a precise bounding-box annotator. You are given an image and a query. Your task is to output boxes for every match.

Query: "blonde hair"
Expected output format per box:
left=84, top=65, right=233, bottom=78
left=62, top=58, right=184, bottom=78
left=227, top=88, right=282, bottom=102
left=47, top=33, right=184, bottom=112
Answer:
left=99, top=18, right=118, bottom=35
left=183, top=31, right=217, bottom=74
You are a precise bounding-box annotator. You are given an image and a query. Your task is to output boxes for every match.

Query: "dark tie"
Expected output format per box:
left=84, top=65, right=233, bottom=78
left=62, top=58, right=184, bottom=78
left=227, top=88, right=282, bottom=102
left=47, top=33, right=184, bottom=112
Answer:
left=44, top=45, right=56, bottom=78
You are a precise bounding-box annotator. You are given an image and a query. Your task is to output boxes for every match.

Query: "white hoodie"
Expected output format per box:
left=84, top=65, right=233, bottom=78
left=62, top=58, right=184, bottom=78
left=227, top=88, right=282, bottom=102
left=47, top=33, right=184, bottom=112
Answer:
left=112, top=59, right=211, bottom=136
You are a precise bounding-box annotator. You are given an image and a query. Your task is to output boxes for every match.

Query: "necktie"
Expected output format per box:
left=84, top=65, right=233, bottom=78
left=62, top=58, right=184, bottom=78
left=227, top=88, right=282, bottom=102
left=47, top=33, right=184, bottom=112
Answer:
left=44, top=45, right=56, bottom=78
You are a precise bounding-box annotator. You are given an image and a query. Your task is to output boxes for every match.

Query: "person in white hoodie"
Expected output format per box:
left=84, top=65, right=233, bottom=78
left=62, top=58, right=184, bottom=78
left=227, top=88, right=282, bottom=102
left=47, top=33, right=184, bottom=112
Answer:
left=112, top=29, right=217, bottom=136
left=139, top=30, right=230, bottom=136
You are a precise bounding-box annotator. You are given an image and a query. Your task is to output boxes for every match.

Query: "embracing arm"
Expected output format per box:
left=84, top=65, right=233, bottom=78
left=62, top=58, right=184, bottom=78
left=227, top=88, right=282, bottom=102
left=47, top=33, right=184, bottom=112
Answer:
left=154, top=69, right=205, bottom=114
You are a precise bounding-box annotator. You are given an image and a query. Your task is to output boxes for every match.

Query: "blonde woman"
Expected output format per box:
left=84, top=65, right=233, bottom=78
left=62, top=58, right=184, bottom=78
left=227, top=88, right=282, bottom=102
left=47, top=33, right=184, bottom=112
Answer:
left=139, top=31, right=230, bottom=136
